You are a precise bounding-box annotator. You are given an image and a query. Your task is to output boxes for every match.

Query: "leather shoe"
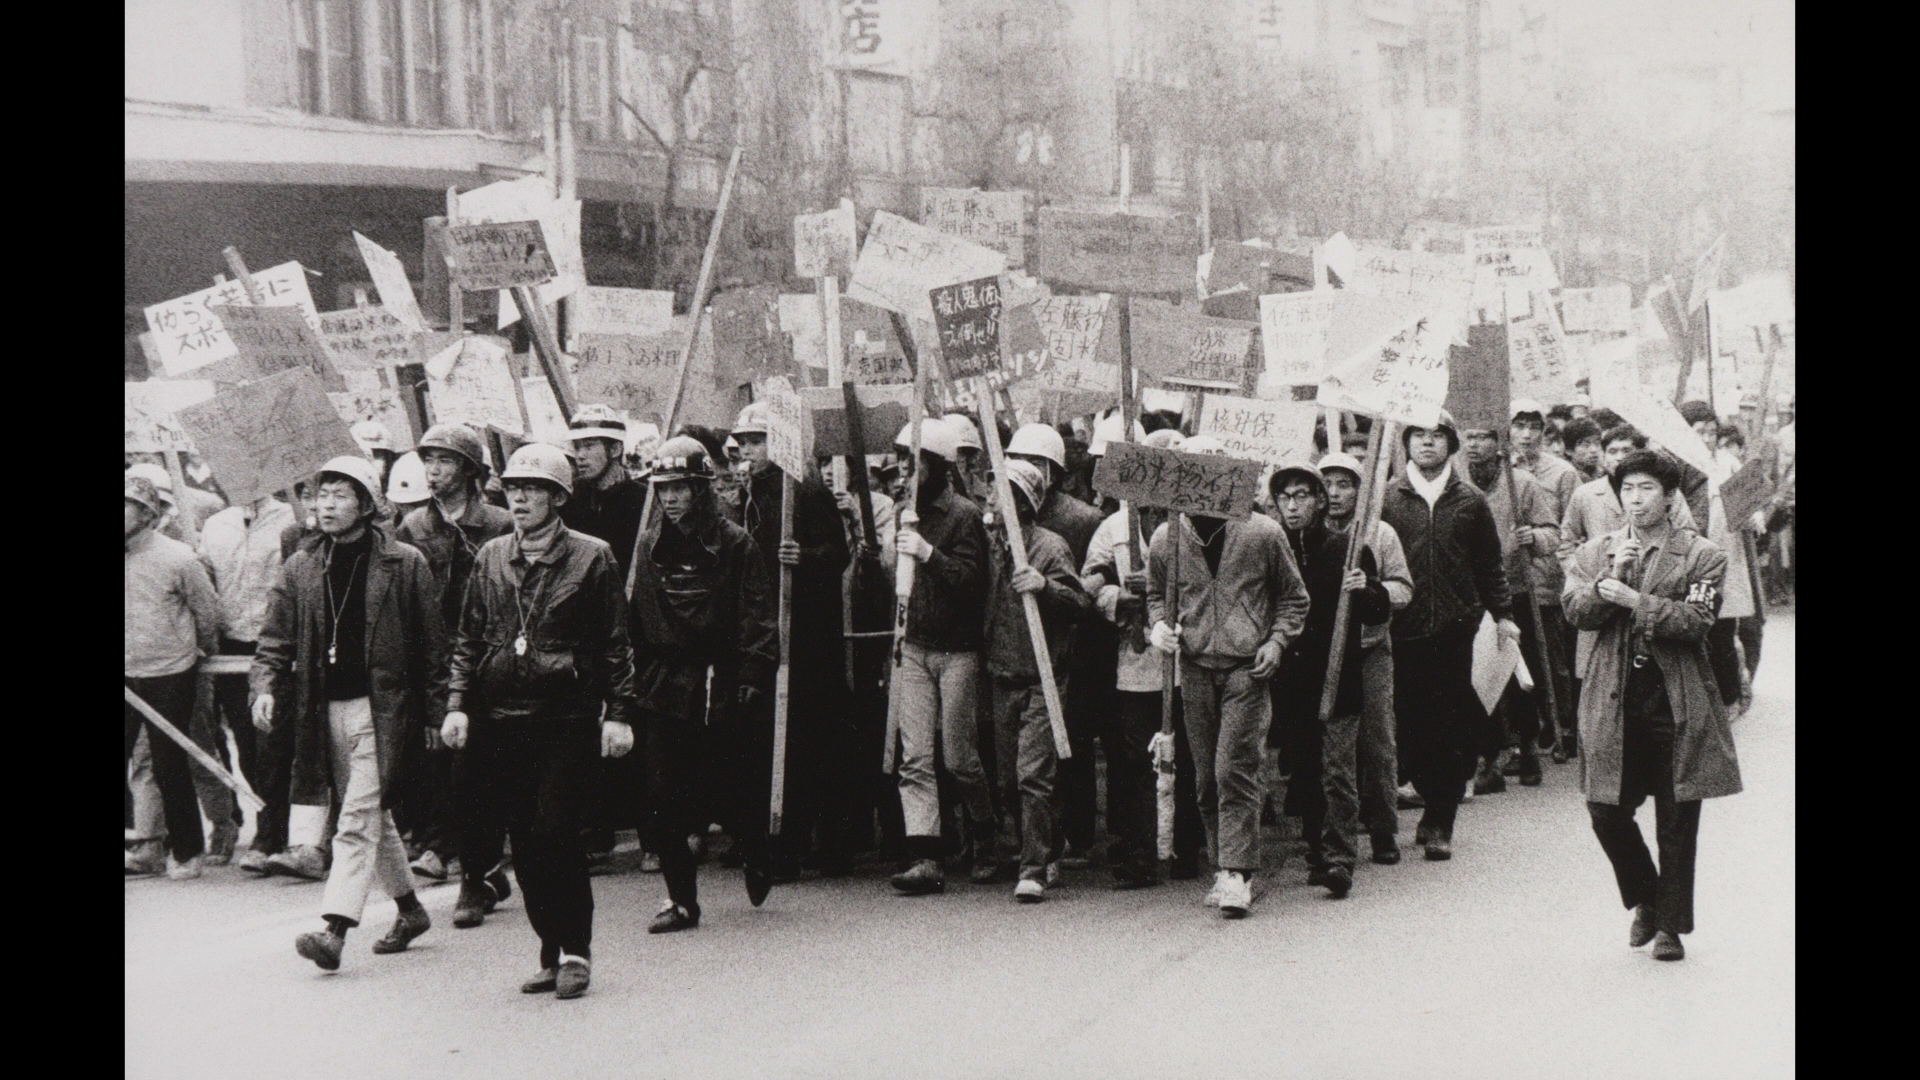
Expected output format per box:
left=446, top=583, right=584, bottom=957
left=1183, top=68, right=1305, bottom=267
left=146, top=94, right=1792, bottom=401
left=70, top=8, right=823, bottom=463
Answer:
left=649, top=902, right=700, bottom=934
left=1324, top=866, right=1353, bottom=899
left=1630, top=904, right=1657, bottom=948
left=1651, top=931, right=1685, bottom=961
left=1423, top=837, right=1453, bottom=861
left=1110, top=864, right=1159, bottom=890
left=745, top=865, right=773, bottom=908
left=295, top=930, right=343, bottom=971
left=889, top=858, right=945, bottom=895
left=520, top=968, right=557, bottom=994
left=452, top=882, right=491, bottom=929
left=1370, top=834, right=1401, bottom=865
left=371, top=907, right=430, bottom=954
left=555, top=957, right=590, bottom=999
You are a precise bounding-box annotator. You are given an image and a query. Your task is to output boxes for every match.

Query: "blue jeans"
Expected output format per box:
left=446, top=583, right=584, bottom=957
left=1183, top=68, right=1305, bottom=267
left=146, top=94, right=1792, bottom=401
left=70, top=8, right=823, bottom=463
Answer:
left=894, top=643, right=992, bottom=840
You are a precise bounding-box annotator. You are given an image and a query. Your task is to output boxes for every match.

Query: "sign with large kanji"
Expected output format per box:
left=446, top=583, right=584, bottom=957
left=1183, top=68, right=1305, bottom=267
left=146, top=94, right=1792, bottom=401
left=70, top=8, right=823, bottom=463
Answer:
left=1092, top=441, right=1262, bottom=520
left=929, top=275, right=1004, bottom=381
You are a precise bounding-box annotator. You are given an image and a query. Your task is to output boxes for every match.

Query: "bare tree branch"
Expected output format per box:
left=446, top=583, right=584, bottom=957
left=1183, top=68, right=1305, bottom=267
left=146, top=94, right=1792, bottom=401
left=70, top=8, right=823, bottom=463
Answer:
left=619, top=96, right=673, bottom=153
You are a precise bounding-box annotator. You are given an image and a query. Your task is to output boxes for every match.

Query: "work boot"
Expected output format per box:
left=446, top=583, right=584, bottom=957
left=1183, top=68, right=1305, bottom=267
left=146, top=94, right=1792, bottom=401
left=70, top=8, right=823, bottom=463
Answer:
left=452, top=881, right=492, bottom=929
left=520, top=968, right=558, bottom=994
left=1324, top=865, right=1353, bottom=899
left=237, top=849, right=273, bottom=875
left=295, top=929, right=344, bottom=971
left=371, top=907, right=431, bottom=954
left=555, top=957, right=591, bottom=999
left=266, top=844, right=329, bottom=881
left=1473, top=762, right=1506, bottom=795
left=648, top=901, right=700, bottom=933
left=1516, top=751, right=1543, bottom=787
left=889, top=858, right=945, bottom=895
left=1396, top=783, right=1424, bottom=809
left=125, top=840, right=166, bottom=876
left=1651, top=931, right=1685, bottom=961
left=1423, top=836, right=1453, bottom=861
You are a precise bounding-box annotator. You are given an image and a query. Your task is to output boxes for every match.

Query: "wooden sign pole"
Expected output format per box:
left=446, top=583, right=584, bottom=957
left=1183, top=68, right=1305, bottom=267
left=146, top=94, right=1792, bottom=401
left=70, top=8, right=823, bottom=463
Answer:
left=221, top=247, right=266, bottom=305
left=511, top=283, right=579, bottom=420
left=625, top=144, right=744, bottom=598
left=1316, top=421, right=1391, bottom=723
left=445, top=188, right=465, bottom=332
left=125, top=686, right=265, bottom=813
left=823, top=274, right=849, bottom=493
left=975, top=375, right=1071, bottom=760
left=769, top=472, right=796, bottom=836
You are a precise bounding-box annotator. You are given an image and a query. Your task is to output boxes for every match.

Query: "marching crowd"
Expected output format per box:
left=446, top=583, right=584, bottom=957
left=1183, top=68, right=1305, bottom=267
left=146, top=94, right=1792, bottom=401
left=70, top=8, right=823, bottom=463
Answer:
left=126, top=388, right=1795, bottom=996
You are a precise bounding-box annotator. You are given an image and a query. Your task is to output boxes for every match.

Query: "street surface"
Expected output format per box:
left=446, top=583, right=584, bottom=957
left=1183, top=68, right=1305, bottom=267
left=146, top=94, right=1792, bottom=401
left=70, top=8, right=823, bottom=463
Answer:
left=127, top=615, right=1794, bottom=1080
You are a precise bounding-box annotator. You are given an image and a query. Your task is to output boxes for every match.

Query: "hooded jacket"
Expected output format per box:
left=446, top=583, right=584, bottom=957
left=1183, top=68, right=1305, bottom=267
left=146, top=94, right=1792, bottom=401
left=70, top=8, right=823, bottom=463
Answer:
left=1146, top=512, right=1310, bottom=669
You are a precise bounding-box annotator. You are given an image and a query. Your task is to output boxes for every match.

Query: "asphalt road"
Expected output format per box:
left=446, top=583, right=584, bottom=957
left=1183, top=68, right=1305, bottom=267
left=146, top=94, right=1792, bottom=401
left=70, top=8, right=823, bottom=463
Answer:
left=126, top=614, right=1794, bottom=1080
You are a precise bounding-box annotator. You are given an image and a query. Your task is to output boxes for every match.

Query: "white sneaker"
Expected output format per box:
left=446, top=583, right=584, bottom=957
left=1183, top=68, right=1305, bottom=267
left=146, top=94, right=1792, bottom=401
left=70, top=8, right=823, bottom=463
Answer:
left=1013, top=877, right=1046, bottom=904
left=1218, top=872, right=1252, bottom=918
left=166, top=854, right=203, bottom=881
left=1204, top=870, right=1227, bottom=907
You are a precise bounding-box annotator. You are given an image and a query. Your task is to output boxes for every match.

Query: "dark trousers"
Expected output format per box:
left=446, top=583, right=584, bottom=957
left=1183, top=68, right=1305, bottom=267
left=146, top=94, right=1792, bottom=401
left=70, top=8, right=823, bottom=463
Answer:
left=643, top=660, right=765, bottom=915
left=394, top=744, right=455, bottom=858
left=454, top=738, right=509, bottom=888
left=124, top=671, right=206, bottom=862
left=1392, top=620, right=1481, bottom=838
left=1738, top=617, right=1763, bottom=679
left=585, top=739, right=648, bottom=852
left=465, top=716, right=597, bottom=966
left=1588, top=797, right=1701, bottom=936
left=1706, top=619, right=1741, bottom=706
left=1505, top=599, right=1572, bottom=749
left=1108, top=690, right=1202, bottom=874
left=210, top=638, right=296, bottom=853
left=1059, top=662, right=1113, bottom=855
left=768, top=649, right=860, bottom=868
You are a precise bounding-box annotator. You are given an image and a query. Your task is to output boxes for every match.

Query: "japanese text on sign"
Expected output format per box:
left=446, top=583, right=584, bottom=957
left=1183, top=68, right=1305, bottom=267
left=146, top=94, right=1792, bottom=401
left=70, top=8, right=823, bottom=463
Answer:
left=1092, top=441, right=1262, bottom=520
left=1196, top=394, right=1319, bottom=468
left=1317, top=310, right=1458, bottom=428
left=143, top=261, right=320, bottom=376
left=1030, top=295, right=1118, bottom=394
left=425, top=335, right=525, bottom=435
left=125, top=380, right=216, bottom=454
left=920, top=187, right=1027, bottom=266
left=212, top=304, right=340, bottom=387
left=319, top=307, right=417, bottom=371
left=1163, top=324, right=1256, bottom=390
left=444, top=220, right=556, bottom=291
left=1258, top=292, right=1337, bottom=384
left=1505, top=290, right=1575, bottom=404
left=173, top=368, right=360, bottom=507
left=929, top=275, right=1004, bottom=381
left=1035, top=208, right=1199, bottom=295
left=570, top=286, right=675, bottom=338
left=794, top=204, right=858, bottom=279
left=848, top=211, right=1007, bottom=322
left=838, top=0, right=896, bottom=67
left=760, top=376, right=812, bottom=478
left=328, top=368, right=416, bottom=448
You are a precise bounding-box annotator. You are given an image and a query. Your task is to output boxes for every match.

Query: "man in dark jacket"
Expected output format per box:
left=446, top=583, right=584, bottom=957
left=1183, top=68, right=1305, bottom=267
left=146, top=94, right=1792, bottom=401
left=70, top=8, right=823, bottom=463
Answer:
left=628, top=435, right=780, bottom=932
left=252, top=456, right=446, bottom=972
left=983, top=460, right=1092, bottom=902
left=1378, top=412, right=1519, bottom=861
left=558, top=405, right=652, bottom=872
left=397, top=422, right=515, bottom=922
left=729, top=401, right=855, bottom=878
left=1267, top=463, right=1392, bottom=899
left=441, top=443, right=637, bottom=999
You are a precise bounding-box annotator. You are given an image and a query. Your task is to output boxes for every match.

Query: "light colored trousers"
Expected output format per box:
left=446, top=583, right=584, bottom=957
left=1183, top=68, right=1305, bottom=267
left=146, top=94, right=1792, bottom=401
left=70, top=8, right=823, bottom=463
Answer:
left=320, top=698, right=413, bottom=924
left=893, top=642, right=994, bottom=838
left=1179, top=659, right=1273, bottom=873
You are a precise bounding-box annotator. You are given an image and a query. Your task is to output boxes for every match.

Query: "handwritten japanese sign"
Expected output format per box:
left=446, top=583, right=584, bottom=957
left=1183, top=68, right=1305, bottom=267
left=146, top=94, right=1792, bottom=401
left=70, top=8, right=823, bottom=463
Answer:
left=1197, top=394, right=1319, bottom=468
left=143, top=261, right=319, bottom=376
left=839, top=299, right=914, bottom=384
left=1317, top=310, right=1459, bottom=428
left=319, top=307, right=418, bottom=371
left=1559, top=284, right=1633, bottom=334
left=1258, top=292, right=1337, bottom=384
left=1164, top=322, right=1257, bottom=391
left=1505, top=290, right=1576, bottom=405
left=794, top=203, right=858, bottom=279
left=1467, top=226, right=1559, bottom=317
left=760, top=375, right=813, bottom=478
left=425, top=335, right=525, bottom=434
left=1127, top=298, right=1258, bottom=392
left=570, top=286, right=675, bottom=338
left=174, top=368, right=359, bottom=506
left=457, top=175, right=585, bottom=327
left=920, top=187, right=1027, bottom=266
left=1035, top=208, right=1199, bottom=295
left=848, top=211, right=1007, bottom=322
left=444, top=221, right=556, bottom=291
left=125, top=380, right=216, bottom=454
left=328, top=367, right=416, bottom=447
left=1029, top=294, right=1119, bottom=394
left=569, top=314, right=732, bottom=432
left=929, top=275, right=1004, bottom=380
left=211, top=304, right=341, bottom=388
left=1092, top=441, right=1262, bottom=520
left=352, top=232, right=428, bottom=333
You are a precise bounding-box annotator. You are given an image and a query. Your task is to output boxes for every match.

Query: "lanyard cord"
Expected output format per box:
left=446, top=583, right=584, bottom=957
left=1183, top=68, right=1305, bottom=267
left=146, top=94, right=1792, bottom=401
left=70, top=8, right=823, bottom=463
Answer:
left=510, top=559, right=552, bottom=647
left=323, top=541, right=366, bottom=665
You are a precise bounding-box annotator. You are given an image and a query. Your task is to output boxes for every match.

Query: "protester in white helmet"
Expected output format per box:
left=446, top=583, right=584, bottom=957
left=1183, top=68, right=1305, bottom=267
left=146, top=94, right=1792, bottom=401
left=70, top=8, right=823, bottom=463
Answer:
left=942, top=412, right=991, bottom=503
left=1146, top=435, right=1310, bottom=918
left=384, top=452, right=430, bottom=510
left=442, top=443, right=637, bottom=998
left=251, top=456, right=447, bottom=972
left=887, top=417, right=995, bottom=896
left=124, top=473, right=222, bottom=880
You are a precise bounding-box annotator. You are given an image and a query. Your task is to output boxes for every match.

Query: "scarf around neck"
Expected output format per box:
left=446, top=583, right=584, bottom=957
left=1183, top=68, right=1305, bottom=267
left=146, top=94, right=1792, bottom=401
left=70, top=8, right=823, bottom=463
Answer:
left=1407, top=460, right=1452, bottom=509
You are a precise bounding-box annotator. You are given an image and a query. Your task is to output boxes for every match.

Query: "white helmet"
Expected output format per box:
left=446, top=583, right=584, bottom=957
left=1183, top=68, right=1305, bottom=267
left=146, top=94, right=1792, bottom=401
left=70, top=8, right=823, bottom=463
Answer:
left=1088, top=412, right=1149, bottom=457
left=1003, top=459, right=1045, bottom=515
left=500, top=442, right=575, bottom=495
left=1180, top=435, right=1227, bottom=456
left=1007, top=423, right=1066, bottom=470
left=317, top=455, right=386, bottom=514
left=385, top=451, right=431, bottom=505
left=1142, top=428, right=1186, bottom=450
left=350, top=420, right=399, bottom=456
left=1315, top=451, right=1366, bottom=486
left=942, top=413, right=983, bottom=453
left=569, top=403, right=629, bottom=445
left=894, top=416, right=960, bottom=461
left=125, top=462, right=178, bottom=508
left=731, top=401, right=770, bottom=438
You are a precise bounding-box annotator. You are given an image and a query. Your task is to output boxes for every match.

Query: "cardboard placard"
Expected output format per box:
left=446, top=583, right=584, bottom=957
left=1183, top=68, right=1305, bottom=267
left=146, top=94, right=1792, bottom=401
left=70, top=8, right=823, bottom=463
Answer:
left=1587, top=336, right=1726, bottom=482
left=929, top=275, right=1004, bottom=381
left=1559, top=284, right=1633, bottom=334
left=352, top=232, right=428, bottom=333
left=319, top=307, right=418, bottom=371
left=800, top=384, right=912, bottom=457
left=1196, top=393, right=1319, bottom=468
left=794, top=203, right=858, bottom=279
left=425, top=335, right=525, bottom=434
left=1717, top=454, right=1775, bottom=527
left=1029, top=294, right=1120, bottom=394
left=143, top=261, right=320, bottom=376
left=760, top=375, right=813, bottom=477
left=569, top=313, right=733, bottom=432
left=1092, top=441, right=1262, bottom=520
left=125, top=380, right=216, bottom=453
left=1162, top=321, right=1258, bottom=391
left=1128, top=298, right=1258, bottom=392
left=1316, top=310, right=1458, bottom=427
left=570, top=286, right=675, bottom=338
left=444, top=221, right=556, bottom=291
left=457, top=175, right=586, bottom=327
left=1034, top=207, right=1199, bottom=295
left=847, top=211, right=1007, bottom=322
left=919, top=187, right=1028, bottom=266
left=712, top=285, right=793, bottom=383
left=209, top=304, right=342, bottom=388
left=1467, top=225, right=1559, bottom=317
left=520, top=375, right=570, bottom=440
left=173, top=368, right=359, bottom=506
left=328, top=367, right=417, bottom=447
left=1505, top=289, right=1576, bottom=405
left=1341, top=247, right=1475, bottom=336
left=1258, top=291, right=1337, bottom=384
left=1444, top=323, right=1513, bottom=437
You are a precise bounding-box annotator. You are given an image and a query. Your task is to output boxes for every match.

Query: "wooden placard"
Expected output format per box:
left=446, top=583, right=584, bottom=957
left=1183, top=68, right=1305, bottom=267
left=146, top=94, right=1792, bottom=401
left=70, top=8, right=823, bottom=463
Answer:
left=1035, top=207, right=1198, bottom=295
left=142, top=261, right=319, bottom=376
left=1196, top=393, right=1319, bottom=468
left=846, top=210, right=1007, bottom=322
left=712, top=285, right=794, bottom=382
left=919, top=187, right=1028, bottom=266
left=318, top=306, right=418, bottom=371
left=125, top=380, right=216, bottom=453
left=209, top=304, right=342, bottom=388
left=173, top=368, right=359, bottom=506
left=1092, top=441, right=1262, bottom=520
left=761, top=375, right=814, bottom=478
left=444, top=220, right=556, bottom=291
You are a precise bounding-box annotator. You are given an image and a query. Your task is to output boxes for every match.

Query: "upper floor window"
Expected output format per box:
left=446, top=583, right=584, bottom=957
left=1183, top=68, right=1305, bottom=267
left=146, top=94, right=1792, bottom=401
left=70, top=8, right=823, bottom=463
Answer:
left=292, top=0, right=358, bottom=119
